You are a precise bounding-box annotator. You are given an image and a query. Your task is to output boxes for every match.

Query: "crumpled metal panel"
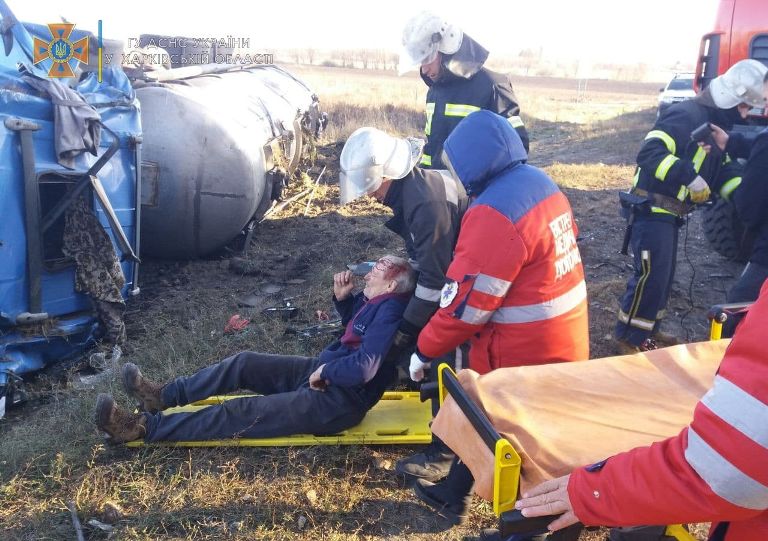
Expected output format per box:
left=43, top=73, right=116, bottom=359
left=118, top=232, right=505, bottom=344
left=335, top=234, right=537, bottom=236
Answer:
left=0, top=1, right=141, bottom=397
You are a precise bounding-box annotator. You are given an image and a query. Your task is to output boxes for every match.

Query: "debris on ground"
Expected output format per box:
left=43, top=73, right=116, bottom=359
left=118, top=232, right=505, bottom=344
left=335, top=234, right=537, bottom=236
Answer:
left=224, top=314, right=251, bottom=334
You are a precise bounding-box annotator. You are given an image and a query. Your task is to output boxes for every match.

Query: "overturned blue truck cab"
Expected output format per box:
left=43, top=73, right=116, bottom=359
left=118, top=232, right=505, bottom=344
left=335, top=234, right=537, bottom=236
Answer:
left=0, top=1, right=141, bottom=417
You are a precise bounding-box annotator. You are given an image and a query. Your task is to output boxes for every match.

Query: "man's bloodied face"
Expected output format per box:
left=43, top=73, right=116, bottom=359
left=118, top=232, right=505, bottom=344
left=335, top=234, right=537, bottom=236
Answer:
left=363, top=257, right=398, bottom=298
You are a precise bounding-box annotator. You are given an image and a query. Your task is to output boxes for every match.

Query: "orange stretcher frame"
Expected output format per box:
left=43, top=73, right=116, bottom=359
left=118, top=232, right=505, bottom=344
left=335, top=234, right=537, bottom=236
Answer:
left=436, top=364, right=696, bottom=541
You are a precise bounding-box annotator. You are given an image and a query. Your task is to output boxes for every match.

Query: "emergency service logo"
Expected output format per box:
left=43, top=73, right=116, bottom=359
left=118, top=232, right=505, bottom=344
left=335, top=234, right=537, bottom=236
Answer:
left=32, top=23, right=89, bottom=78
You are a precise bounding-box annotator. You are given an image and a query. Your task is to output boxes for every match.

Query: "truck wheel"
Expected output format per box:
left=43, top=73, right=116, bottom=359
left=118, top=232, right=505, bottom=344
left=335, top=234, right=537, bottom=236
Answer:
left=701, top=198, right=754, bottom=262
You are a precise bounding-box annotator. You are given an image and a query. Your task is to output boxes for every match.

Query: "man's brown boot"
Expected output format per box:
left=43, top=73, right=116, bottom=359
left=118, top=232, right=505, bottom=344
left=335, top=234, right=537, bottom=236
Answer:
left=121, top=363, right=164, bottom=413
left=95, top=394, right=146, bottom=443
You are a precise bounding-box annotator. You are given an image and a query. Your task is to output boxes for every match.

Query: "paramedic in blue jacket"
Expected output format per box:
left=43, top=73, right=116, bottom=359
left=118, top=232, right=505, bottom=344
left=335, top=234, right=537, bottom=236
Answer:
left=95, top=255, right=416, bottom=443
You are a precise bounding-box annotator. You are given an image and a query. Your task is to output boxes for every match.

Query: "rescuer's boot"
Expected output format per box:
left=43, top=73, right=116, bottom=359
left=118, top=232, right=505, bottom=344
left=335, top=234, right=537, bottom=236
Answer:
left=395, top=439, right=454, bottom=482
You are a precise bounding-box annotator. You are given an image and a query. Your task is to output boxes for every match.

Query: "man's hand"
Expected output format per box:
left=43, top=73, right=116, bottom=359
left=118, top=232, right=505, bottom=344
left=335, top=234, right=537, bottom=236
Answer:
left=687, top=175, right=711, bottom=204
left=514, top=474, right=580, bottom=532
left=409, top=351, right=431, bottom=382
left=709, top=123, right=728, bottom=151
left=309, top=364, right=329, bottom=391
left=333, top=270, right=355, bottom=300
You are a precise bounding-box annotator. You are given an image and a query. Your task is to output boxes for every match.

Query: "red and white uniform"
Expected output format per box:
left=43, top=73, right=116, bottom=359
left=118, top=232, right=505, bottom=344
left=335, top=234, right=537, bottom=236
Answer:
left=569, top=280, right=768, bottom=541
left=417, top=161, right=589, bottom=374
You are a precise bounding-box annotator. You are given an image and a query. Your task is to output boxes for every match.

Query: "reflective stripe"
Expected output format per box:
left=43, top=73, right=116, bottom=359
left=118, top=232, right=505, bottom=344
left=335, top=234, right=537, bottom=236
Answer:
left=473, top=273, right=512, bottom=297
left=436, top=170, right=459, bottom=206
left=701, top=376, right=768, bottom=448
left=626, top=250, right=651, bottom=323
left=720, top=177, right=742, bottom=200
left=632, top=168, right=640, bottom=187
left=685, top=428, right=768, bottom=510
left=654, top=154, right=679, bottom=181
left=491, top=280, right=586, bottom=324
left=421, top=154, right=432, bottom=166
left=645, top=130, right=676, bottom=155
left=676, top=185, right=688, bottom=201
left=445, top=103, right=481, bottom=117
left=692, top=146, right=706, bottom=173
left=458, top=305, right=493, bottom=325
left=618, top=309, right=655, bottom=330
left=651, top=207, right=676, bottom=215
left=415, top=284, right=442, bottom=302
left=425, top=102, right=435, bottom=136
left=454, top=346, right=464, bottom=371
left=508, top=115, right=524, bottom=128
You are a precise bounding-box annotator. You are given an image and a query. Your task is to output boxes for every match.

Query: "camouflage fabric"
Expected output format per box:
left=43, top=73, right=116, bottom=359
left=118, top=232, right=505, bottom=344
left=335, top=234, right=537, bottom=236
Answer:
left=93, top=299, right=126, bottom=346
left=62, top=195, right=126, bottom=344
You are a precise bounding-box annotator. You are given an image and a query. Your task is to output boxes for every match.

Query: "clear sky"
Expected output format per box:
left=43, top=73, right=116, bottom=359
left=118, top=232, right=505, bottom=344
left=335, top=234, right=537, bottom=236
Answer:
left=9, top=0, right=720, bottom=66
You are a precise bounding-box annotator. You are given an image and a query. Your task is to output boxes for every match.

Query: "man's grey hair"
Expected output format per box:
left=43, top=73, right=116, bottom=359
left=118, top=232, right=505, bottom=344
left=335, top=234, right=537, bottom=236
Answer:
left=381, top=255, right=417, bottom=294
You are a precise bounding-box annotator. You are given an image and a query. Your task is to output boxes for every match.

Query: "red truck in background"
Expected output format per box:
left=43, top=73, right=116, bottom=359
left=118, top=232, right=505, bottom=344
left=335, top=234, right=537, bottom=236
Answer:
left=696, top=0, right=767, bottom=261
left=696, top=0, right=768, bottom=120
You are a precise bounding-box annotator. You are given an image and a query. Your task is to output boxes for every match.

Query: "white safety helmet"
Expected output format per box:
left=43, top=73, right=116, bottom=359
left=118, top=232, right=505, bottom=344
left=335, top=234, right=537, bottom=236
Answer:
left=398, top=12, right=463, bottom=75
left=339, top=127, right=424, bottom=205
left=709, top=59, right=768, bottom=109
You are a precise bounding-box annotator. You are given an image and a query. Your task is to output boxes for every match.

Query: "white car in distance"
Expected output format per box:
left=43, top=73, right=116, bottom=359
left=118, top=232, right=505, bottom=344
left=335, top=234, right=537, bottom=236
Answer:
left=658, top=73, right=696, bottom=116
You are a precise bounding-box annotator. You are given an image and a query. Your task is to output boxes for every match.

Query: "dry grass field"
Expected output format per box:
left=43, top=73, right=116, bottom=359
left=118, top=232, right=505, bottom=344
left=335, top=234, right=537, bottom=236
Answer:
left=0, top=65, right=739, bottom=540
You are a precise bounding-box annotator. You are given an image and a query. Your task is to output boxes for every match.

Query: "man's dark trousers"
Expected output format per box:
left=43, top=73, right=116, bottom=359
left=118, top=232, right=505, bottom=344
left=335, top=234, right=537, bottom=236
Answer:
left=143, top=352, right=370, bottom=442
left=615, top=216, right=679, bottom=346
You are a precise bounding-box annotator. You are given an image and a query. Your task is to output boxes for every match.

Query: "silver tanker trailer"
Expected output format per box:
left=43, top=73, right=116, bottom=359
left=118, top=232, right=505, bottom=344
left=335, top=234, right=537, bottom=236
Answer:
left=132, top=62, right=326, bottom=258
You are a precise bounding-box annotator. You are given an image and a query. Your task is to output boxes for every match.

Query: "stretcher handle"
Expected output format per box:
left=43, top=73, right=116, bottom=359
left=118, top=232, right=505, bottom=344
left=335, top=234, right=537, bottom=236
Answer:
left=500, top=509, right=582, bottom=540
left=706, top=302, right=752, bottom=323
left=707, top=302, right=752, bottom=340
left=439, top=365, right=501, bottom=453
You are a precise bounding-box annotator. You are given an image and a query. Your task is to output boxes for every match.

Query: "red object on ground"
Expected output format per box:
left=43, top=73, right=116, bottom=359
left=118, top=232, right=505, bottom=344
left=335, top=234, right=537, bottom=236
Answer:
left=224, top=314, right=250, bottom=334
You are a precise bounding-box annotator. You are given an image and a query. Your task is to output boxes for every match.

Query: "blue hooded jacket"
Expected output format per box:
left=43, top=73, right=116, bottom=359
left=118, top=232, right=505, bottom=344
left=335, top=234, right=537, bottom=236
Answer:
left=443, top=110, right=528, bottom=196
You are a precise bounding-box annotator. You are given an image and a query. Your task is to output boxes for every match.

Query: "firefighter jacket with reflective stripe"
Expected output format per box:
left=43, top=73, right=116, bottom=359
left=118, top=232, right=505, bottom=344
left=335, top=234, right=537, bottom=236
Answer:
left=416, top=112, right=588, bottom=373
left=728, top=129, right=768, bottom=266
left=633, top=97, right=743, bottom=215
left=420, top=67, right=529, bottom=169
left=383, top=167, right=469, bottom=332
left=569, top=280, right=768, bottom=540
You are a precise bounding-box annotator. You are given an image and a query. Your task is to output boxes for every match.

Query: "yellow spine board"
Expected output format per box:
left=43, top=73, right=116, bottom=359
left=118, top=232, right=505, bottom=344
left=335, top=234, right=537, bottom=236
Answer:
left=126, top=391, right=432, bottom=448
left=665, top=524, right=696, bottom=541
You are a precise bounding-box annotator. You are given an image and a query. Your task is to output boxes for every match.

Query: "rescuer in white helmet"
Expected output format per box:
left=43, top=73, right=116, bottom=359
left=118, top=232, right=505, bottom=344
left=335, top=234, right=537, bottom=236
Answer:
left=339, top=127, right=467, bottom=337
left=340, top=126, right=469, bottom=481
left=707, top=62, right=768, bottom=307
left=615, top=59, right=767, bottom=355
left=399, top=11, right=529, bottom=169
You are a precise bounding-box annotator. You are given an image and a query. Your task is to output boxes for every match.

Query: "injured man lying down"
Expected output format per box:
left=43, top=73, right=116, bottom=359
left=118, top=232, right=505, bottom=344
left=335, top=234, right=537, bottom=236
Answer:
left=95, top=255, right=415, bottom=444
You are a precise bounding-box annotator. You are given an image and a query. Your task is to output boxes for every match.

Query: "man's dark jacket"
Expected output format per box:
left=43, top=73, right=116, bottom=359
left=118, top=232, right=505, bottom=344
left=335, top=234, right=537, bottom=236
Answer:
left=383, top=167, right=468, bottom=333
left=319, top=291, right=408, bottom=405
left=727, top=128, right=768, bottom=266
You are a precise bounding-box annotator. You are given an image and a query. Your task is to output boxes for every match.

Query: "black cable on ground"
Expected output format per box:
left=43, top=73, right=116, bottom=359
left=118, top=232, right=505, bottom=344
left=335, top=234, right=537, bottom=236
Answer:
left=680, top=216, right=696, bottom=342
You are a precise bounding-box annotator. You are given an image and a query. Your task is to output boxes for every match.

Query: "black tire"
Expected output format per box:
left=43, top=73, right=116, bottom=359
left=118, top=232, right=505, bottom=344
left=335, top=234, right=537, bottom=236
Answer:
left=701, top=198, right=754, bottom=262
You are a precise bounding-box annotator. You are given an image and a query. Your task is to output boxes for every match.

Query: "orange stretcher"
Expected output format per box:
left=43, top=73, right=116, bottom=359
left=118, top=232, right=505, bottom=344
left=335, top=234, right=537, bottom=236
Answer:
left=431, top=339, right=731, bottom=540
